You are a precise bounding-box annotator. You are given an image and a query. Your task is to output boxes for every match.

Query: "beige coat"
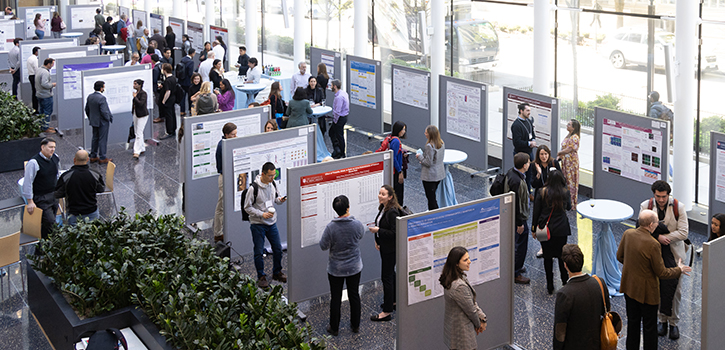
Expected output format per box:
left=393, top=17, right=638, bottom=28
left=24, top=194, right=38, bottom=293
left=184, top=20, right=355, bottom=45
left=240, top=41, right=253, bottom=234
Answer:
left=443, top=277, right=486, bottom=350
left=639, top=196, right=689, bottom=262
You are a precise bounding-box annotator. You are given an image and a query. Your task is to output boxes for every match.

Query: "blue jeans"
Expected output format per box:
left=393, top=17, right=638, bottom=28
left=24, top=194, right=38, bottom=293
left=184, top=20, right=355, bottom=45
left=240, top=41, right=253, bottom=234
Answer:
left=68, top=209, right=100, bottom=226
left=515, top=221, right=529, bottom=277
left=250, top=223, right=283, bottom=279
left=35, top=29, right=44, bottom=39
left=38, top=97, right=53, bottom=128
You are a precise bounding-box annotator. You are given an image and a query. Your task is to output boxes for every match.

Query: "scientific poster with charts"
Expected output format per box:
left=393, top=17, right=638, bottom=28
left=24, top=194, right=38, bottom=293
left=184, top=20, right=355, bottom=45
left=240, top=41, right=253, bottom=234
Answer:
left=81, top=66, right=153, bottom=115
left=49, top=48, right=98, bottom=76
left=63, top=61, right=113, bottom=100
left=393, top=68, right=428, bottom=110
left=0, top=20, right=16, bottom=51
left=21, top=41, right=77, bottom=83
left=190, top=113, right=262, bottom=180
left=149, top=14, right=163, bottom=34
left=349, top=60, right=377, bottom=109
left=601, top=118, right=664, bottom=184
left=299, top=161, right=386, bottom=248
left=407, top=200, right=501, bottom=305
left=232, top=131, right=311, bottom=212
left=321, top=53, right=335, bottom=79
left=70, top=7, right=96, bottom=29
left=505, top=93, right=553, bottom=149
left=187, top=22, right=204, bottom=51
left=446, top=81, right=482, bottom=142
left=25, top=7, right=52, bottom=38
left=716, top=141, right=725, bottom=203
left=132, top=10, right=147, bottom=28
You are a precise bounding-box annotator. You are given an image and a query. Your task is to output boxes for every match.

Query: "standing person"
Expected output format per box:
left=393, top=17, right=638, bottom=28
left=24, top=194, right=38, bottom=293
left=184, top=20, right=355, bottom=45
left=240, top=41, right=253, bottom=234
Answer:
left=179, top=48, right=195, bottom=116
left=94, top=8, right=105, bottom=29
left=198, top=51, right=215, bottom=82
left=236, top=46, right=249, bottom=76
left=23, top=138, right=60, bottom=238
left=617, top=210, right=691, bottom=350
left=531, top=170, right=571, bottom=294
left=291, top=61, right=310, bottom=92
left=330, top=79, right=349, bottom=159
left=181, top=35, right=191, bottom=56
left=193, top=82, right=218, bottom=115
left=187, top=72, right=202, bottom=115
left=8, top=38, right=22, bottom=98
left=36, top=58, right=56, bottom=133
left=245, top=57, right=261, bottom=84
left=377, top=121, right=407, bottom=206
left=54, top=150, right=105, bottom=225
left=532, top=145, right=561, bottom=259
left=268, top=82, right=286, bottom=128
left=50, top=12, right=63, bottom=38
left=557, top=119, right=580, bottom=207
left=209, top=59, right=224, bottom=90
left=211, top=40, right=225, bottom=67
left=648, top=91, right=673, bottom=122
left=159, top=63, right=178, bottom=139
left=131, top=79, right=149, bottom=159
left=165, top=26, right=175, bottom=50
left=150, top=54, right=161, bottom=122
left=27, top=46, right=40, bottom=112
left=638, top=180, right=689, bottom=340
left=198, top=41, right=212, bottom=62
left=125, top=52, right=140, bottom=66
left=34, top=13, right=46, bottom=39
left=508, top=152, right=532, bottom=284
left=213, top=123, right=237, bottom=242
left=553, top=244, right=611, bottom=349
left=102, top=17, right=116, bottom=46
left=510, top=102, right=536, bottom=194
left=215, top=35, right=227, bottom=68
left=117, top=15, right=129, bottom=61
left=316, top=62, right=330, bottom=91
left=215, top=79, right=235, bottom=112
left=85, top=81, right=114, bottom=163
left=417, top=125, right=445, bottom=210
left=243, top=162, right=288, bottom=289
left=305, top=76, right=326, bottom=134
left=286, top=87, right=313, bottom=129
left=160, top=47, right=173, bottom=66
left=139, top=28, right=150, bottom=54
left=150, top=29, right=166, bottom=51
left=133, top=20, right=145, bottom=53
left=319, top=195, right=365, bottom=336
left=369, top=184, right=401, bottom=322
left=140, top=47, right=155, bottom=64
left=439, top=246, right=487, bottom=350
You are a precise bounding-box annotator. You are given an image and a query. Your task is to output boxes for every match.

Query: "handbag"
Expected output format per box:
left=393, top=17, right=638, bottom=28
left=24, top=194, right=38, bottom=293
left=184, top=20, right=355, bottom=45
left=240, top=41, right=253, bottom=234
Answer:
left=594, top=276, right=621, bottom=350
left=534, top=210, right=552, bottom=242
left=60, top=20, right=66, bottom=30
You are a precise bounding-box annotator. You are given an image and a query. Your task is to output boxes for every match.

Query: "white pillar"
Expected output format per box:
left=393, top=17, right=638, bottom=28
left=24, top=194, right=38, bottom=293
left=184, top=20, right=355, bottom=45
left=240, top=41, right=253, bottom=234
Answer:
left=205, top=0, right=215, bottom=42
left=533, top=0, right=551, bottom=95
left=430, top=0, right=444, bottom=128
left=672, top=1, right=697, bottom=210
left=245, top=0, right=258, bottom=57
left=60, top=0, right=69, bottom=25
left=353, top=0, right=368, bottom=57
left=172, top=0, right=183, bottom=19
left=293, top=0, right=305, bottom=65
left=144, top=0, right=151, bottom=27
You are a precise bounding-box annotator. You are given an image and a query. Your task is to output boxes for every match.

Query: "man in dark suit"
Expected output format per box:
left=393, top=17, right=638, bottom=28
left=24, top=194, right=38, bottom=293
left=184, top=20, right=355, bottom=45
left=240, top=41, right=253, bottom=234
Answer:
left=179, top=48, right=195, bottom=117
left=150, top=28, right=166, bottom=51
left=510, top=102, right=536, bottom=192
left=553, top=244, right=613, bottom=349
left=85, top=81, right=114, bottom=164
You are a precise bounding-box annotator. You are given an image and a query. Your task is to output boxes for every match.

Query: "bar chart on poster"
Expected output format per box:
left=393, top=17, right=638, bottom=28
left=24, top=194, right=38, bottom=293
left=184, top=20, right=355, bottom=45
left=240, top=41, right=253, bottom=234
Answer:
left=190, top=113, right=262, bottom=180
left=349, top=60, right=377, bottom=109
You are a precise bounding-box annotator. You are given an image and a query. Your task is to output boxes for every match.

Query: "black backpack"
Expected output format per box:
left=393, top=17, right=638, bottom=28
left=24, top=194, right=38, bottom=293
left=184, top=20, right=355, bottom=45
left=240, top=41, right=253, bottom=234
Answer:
left=111, top=21, right=119, bottom=34
left=489, top=173, right=508, bottom=196
left=80, top=328, right=128, bottom=350
left=241, top=181, right=279, bottom=221
left=174, top=83, right=184, bottom=104
left=175, top=62, right=186, bottom=81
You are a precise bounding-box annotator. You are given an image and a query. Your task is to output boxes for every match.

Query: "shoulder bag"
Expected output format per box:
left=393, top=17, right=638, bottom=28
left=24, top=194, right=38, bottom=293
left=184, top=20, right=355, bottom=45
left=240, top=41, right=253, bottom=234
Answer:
left=593, top=275, right=621, bottom=350
left=534, top=209, right=552, bottom=242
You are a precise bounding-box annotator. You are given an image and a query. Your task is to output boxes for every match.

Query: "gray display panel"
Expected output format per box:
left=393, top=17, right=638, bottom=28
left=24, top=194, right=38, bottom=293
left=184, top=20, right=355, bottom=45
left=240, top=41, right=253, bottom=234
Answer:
left=19, top=38, right=77, bottom=107
left=149, top=13, right=163, bottom=35
left=310, top=47, right=342, bottom=104
left=345, top=55, right=383, bottom=134
left=286, top=152, right=393, bottom=303
left=119, top=7, right=131, bottom=21
left=186, top=21, right=204, bottom=70
left=709, top=131, right=725, bottom=228
left=390, top=64, right=431, bottom=150
left=222, top=125, right=317, bottom=258
left=66, top=5, right=97, bottom=45
left=501, top=87, right=560, bottom=174
left=132, top=9, right=147, bottom=29
left=168, top=17, right=185, bottom=48
left=593, top=107, right=670, bottom=213
left=702, top=235, right=725, bottom=350
left=439, top=75, right=488, bottom=171
left=38, top=45, right=101, bottom=84
left=396, top=194, right=515, bottom=350
left=18, top=6, right=56, bottom=40
left=182, top=107, right=270, bottom=225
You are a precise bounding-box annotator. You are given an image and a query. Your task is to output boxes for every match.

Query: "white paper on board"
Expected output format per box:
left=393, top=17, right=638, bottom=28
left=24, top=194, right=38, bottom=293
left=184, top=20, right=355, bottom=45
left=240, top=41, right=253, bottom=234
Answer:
left=189, top=114, right=262, bottom=180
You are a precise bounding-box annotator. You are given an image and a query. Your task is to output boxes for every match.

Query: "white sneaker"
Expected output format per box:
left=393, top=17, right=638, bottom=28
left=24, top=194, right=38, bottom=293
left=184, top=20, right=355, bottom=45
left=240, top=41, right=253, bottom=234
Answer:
left=696, top=247, right=703, bottom=255
left=536, top=248, right=544, bottom=258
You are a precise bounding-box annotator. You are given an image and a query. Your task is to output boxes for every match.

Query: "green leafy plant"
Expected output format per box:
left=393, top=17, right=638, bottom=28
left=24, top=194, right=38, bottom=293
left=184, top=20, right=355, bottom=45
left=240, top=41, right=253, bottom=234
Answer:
left=0, top=83, right=45, bottom=142
left=696, top=115, right=725, bottom=154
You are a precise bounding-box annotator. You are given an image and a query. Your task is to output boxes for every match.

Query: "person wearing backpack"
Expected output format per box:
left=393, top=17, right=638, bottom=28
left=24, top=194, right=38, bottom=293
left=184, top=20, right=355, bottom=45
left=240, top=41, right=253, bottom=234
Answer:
left=243, top=162, right=288, bottom=289
left=377, top=121, right=408, bottom=206
left=213, top=123, right=237, bottom=242
left=369, top=184, right=402, bottom=322
left=508, top=152, right=532, bottom=285
left=178, top=48, right=195, bottom=116
left=648, top=91, right=673, bottom=122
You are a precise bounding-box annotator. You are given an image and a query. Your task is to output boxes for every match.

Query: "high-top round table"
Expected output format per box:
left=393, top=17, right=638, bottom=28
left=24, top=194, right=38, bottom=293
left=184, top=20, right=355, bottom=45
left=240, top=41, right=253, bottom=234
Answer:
left=234, top=83, right=266, bottom=109
left=577, top=199, right=634, bottom=296
left=103, top=45, right=126, bottom=54
left=310, top=106, right=332, bottom=161
left=435, top=149, right=467, bottom=208
left=60, top=32, right=83, bottom=39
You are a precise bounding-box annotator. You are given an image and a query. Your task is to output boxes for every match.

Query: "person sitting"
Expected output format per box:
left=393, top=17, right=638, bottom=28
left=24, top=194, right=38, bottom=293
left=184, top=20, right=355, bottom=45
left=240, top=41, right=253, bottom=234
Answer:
left=285, top=87, right=313, bottom=129
left=194, top=82, right=218, bottom=115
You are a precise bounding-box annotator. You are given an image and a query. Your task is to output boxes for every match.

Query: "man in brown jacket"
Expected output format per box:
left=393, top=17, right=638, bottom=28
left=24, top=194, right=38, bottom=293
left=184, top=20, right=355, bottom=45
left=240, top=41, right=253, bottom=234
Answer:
left=616, top=210, right=692, bottom=350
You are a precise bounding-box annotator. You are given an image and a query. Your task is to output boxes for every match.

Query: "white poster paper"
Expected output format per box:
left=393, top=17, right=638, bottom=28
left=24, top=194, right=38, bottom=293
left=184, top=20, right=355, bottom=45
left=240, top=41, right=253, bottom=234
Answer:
left=393, top=67, right=428, bottom=110
left=320, top=52, right=335, bottom=79
left=21, top=41, right=77, bottom=83
left=149, top=13, right=163, bottom=34
left=446, top=81, right=481, bottom=142
left=349, top=60, right=376, bottom=109
left=506, top=92, right=553, bottom=149
left=716, top=141, right=725, bottom=203
left=601, top=118, right=663, bottom=184
left=48, top=49, right=90, bottom=76
left=0, top=20, right=16, bottom=51
left=70, top=7, right=96, bottom=29
left=25, top=7, right=52, bottom=39
left=169, top=18, right=184, bottom=46
left=187, top=22, right=205, bottom=51
left=82, top=66, right=154, bottom=115
left=132, top=10, right=147, bottom=28
left=190, top=114, right=262, bottom=180
left=63, top=61, right=113, bottom=99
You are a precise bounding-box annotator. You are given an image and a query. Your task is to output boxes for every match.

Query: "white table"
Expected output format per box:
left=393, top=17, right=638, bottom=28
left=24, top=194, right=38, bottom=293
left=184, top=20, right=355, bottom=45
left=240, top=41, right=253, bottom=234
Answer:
left=577, top=199, right=634, bottom=296
left=435, top=149, right=467, bottom=208
left=103, top=45, right=126, bottom=54
left=310, top=106, right=332, bottom=161
left=234, top=82, right=267, bottom=109
left=60, top=32, right=83, bottom=39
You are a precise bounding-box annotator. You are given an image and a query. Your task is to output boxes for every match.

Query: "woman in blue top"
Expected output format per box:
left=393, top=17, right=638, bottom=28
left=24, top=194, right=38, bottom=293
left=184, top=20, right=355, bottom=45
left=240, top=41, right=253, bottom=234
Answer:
left=389, top=121, right=407, bottom=206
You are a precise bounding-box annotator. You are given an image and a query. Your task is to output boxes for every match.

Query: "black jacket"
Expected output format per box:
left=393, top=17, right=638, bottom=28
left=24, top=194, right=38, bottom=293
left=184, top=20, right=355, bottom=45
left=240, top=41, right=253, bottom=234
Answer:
left=180, top=56, right=194, bottom=86
left=269, top=94, right=285, bottom=115
left=531, top=159, right=561, bottom=192
left=237, top=53, right=249, bottom=75
left=553, top=274, right=610, bottom=350
left=306, top=86, right=324, bottom=104
left=531, top=188, right=572, bottom=237
left=165, top=33, right=176, bottom=50
left=132, top=89, right=148, bottom=118
left=506, top=167, right=528, bottom=226
left=374, top=207, right=399, bottom=254
left=511, top=117, right=536, bottom=155
left=54, top=164, right=105, bottom=215
left=102, top=22, right=116, bottom=45
left=150, top=34, right=166, bottom=50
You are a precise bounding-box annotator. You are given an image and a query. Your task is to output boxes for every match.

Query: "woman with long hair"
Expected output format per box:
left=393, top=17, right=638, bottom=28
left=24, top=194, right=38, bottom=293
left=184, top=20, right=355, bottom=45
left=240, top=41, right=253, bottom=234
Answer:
left=417, top=125, right=445, bottom=210
left=389, top=121, right=407, bottom=206
left=199, top=41, right=212, bottom=62
left=316, top=62, right=330, bottom=92
left=305, top=76, right=326, bottom=134
left=34, top=13, right=46, bottom=39
left=286, top=87, right=313, bottom=128
left=131, top=79, right=149, bottom=159
left=209, top=59, right=224, bottom=90
left=698, top=213, right=725, bottom=255
left=531, top=169, right=572, bottom=294
left=50, top=11, right=63, bottom=38
left=268, top=81, right=286, bottom=127
left=558, top=119, right=581, bottom=207
left=194, top=82, right=218, bottom=115
left=187, top=73, right=202, bottom=115
left=369, top=185, right=402, bottom=322
left=532, top=145, right=561, bottom=201
left=264, top=119, right=278, bottom=132
left=133, top=20, right=145, bottom=53
left=439, top=246, right=487, bottom=350
left=215, top=79, right=235, bottom=112
left=165, top=26, right=175, bottom=51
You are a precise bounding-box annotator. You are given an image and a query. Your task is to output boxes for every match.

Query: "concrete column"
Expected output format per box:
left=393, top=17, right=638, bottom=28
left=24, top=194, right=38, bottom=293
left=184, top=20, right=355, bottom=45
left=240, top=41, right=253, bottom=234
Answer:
left=353, top=0, right=368, bottom=57
left=245, top=0, right=258, bottom=57
left=59, top=0, right=69, bottom=24
left=172, top=0, right=183, bottom=19
left=205, top=0, right=215, bottom=42
left=533, top=0, right=551, bottom=95
left=144, top=0, right=151, bottom=26
left=294, top=0, right=305, bottom=65
left=430, top=0, right=444, bottom=127
left=672, top=0, right=697, bottom=210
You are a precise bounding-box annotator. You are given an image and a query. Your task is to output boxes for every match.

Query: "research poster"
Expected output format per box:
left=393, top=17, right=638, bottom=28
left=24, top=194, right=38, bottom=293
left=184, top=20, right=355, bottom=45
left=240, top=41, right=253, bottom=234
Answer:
left=64, top=62, right=113, bottom=99
left=0, top=20, right=16, bottom=51
left=320, top=52, right=335, bottom=79
left=119, top=7, right=131, bottom=22
left=505, top=93, right=553, bottom=149
left=48, top=48, right=95, bottom=76
left=25, top=7, right=52, bottom=38
left=82, top=67, right=153, bottom=114
left=716, top=141, right=725, bottom=203
left=190, top=113, right=262, bottom=180
left=187, top=22, right=204, bottom=51
left=407, top=200, right=501, bottom=306
left=132, top=10, right=147, bottom=28
left=232, top=130, right=311, bottom=212
left=169, top=18, right=184, bottom=46
left=601, top=118, right=664, bottom=185
left=149, top=14, right=163, bottom=34
left=393, top=68, right=428, bottom=110
left=299, top=161, right=385, bottom=248
left=210, top=26, right=228, bottom=61
left=446, top=81, right=482, bottom=142
left=22, top=41, right=77, bottom=83
left=349, top=60, right=377, bottom=109
left=70, top=7, right=96, bottom=29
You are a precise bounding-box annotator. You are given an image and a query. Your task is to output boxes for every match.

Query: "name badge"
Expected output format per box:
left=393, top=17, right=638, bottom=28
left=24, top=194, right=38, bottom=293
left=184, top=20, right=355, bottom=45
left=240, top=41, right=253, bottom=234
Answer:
left=529, top=133, right=533, bottom=139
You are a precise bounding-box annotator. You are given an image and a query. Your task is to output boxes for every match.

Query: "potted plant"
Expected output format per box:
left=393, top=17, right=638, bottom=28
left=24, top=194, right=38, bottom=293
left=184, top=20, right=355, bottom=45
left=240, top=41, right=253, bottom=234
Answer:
left=0, top=83, right=46, bottom=173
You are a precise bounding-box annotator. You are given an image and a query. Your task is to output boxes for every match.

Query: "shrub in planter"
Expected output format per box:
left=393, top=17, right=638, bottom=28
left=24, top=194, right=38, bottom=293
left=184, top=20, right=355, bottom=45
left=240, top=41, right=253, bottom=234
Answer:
left=31, top=211, right=325, bottom=349
left=0, top=82, right=45, bottom=143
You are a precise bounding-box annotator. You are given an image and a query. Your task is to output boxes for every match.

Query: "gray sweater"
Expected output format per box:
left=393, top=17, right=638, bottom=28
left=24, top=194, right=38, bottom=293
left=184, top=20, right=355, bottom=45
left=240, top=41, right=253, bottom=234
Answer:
left=243, top=175, right=283, bottom=225
left=319, top=215, right=365, bottom=277
left=35, top=67, right=53, bottom=99
left=419, top=142, right=445, bottom=182
left=286, top=98, right=314, bottom=128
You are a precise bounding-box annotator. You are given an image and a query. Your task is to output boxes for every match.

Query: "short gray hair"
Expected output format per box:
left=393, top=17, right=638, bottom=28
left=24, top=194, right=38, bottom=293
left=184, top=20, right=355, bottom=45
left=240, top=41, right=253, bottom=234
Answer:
left=331, top=79, right=341, bottom=89
left=638, top=210, right=658, bottom=227
left=298, top=61, right=306, bottom=68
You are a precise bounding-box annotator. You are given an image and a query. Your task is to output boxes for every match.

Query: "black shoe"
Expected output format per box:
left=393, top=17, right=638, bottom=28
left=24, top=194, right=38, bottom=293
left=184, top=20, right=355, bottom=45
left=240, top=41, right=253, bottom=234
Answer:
left=326, top=325, right=338, bottom=336
left=657, top=322, right=668, bottom=336
left=160, top=133, right=176, bottom=140
left=521, top=267, right=527, bottom=273
left=370, top=313, right=392, bottom=322
left=669, top=325, right=679, bottom=340
left=351, top=326, right=359, bottom=333
left=547, top=285, right=554, bottom=295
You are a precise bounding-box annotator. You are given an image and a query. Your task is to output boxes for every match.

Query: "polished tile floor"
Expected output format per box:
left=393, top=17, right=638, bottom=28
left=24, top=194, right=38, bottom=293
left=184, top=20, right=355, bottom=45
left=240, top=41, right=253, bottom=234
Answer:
left=0, top=113, right=709, bottom=349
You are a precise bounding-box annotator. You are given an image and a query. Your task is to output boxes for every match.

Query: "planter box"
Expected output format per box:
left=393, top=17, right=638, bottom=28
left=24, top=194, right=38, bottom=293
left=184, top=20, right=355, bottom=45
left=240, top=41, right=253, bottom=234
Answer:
left=27, top=266, right=175, bottom=350
left=0, top=137, right=43, bottom=173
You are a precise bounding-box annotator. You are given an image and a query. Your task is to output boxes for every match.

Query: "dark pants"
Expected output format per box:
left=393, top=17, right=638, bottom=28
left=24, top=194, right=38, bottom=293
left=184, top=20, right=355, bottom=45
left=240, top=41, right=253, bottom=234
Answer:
left=514, top=221, right=529, bottom=277
left=394, top=169, right=404, bottom=207
left=625, top=294, right=658, bottom=350
left=514, top=149, right=535, bottom=191
left=91, top=122, right=110, bottom=160
left=33, top=192, right=58, bottom=239
left=250, top=223, right=283, bottom=279
left=162, top=102, right=176, bottom=135
left=541, top=235, right=568, bottom=289
left=11, top=68, right=20, bottom=97
left=318, top=116, right=327, bottom=135
left=422, top=180, right=440, bottom=210
left=179, top=86, right=189, bottom=113
left=330, top=115, right=347, bottom=159
left=28, top=74, right=38, bottom=111
left=328, top=272, right=361, bottom=331
left=380, top=250, right=396, bottom=313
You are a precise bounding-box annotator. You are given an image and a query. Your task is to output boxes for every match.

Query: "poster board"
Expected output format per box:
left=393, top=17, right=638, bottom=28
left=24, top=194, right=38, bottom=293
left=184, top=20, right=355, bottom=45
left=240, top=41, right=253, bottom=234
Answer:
left=19, top=38, right=77, bottom=107
left=310, top=47, right=342, bottom=103
left=702, top=235, right=725, bottom=350
left=390, top=64, right=431, bottom=150
left=39, top=45, right=100, bottom=81
left=221, top=125, right=317, bottom=258
left=345, top=54, right=383, bottom=134
left=168, top=17, right=185, bottom=47
left=501, top=87, right=559, bottom=174
left=149, top=13, right=163, bottom=35
left=20, top=6, right=55, bottom=39
left=132, top=9, right=147, bottom=29
left=209, top=25, right=228, bottom=63
left=708, top=131, right=725, bottom=228
left=0, top=19, right=18, bottom=51
left=396, top=194, right=515, bottom=350
left=286, top=152, right=393, bottom=302
left=68, top=5, right=96, bottom=30
left=119, top=7, right=130, bottom=22
left=440, top=75, right=488, bottom=171
left=186, top=21, right=204, bottom=70
left=592, top=107, right=669, bottom=212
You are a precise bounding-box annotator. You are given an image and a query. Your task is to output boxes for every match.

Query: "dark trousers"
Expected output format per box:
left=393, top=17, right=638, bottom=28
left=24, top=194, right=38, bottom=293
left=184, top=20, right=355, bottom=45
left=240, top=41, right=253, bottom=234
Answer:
left=250, top=223, right=283, bottom=279
left=28, top=75, right=38, bottom=111
left=162, top=103, right=176, bottom=135
left=422, top=180, right=440, bottom=210
left=11, top=68, right=20, bottom=97
left=514, top=149, right=535, bottom=191
left=380, top=250, right=396, bottom=313
left=328, top=272, right=361, bottom=331
left=625, top=294, right=658, bottom=350
left=317, top=116, right=327, bottom=135
left=330, top=115, right=347, bottom=159
left=394, top=169, right=404, bottom=206
left=91, top=123, right=110, bottom=160
left=514, top=221, right=529, bottom=277
left=33, top=192, right=58, bottom=239
left=541, top=235, right=568, bottom=289
left=179, top=86, right=189, bottom=113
